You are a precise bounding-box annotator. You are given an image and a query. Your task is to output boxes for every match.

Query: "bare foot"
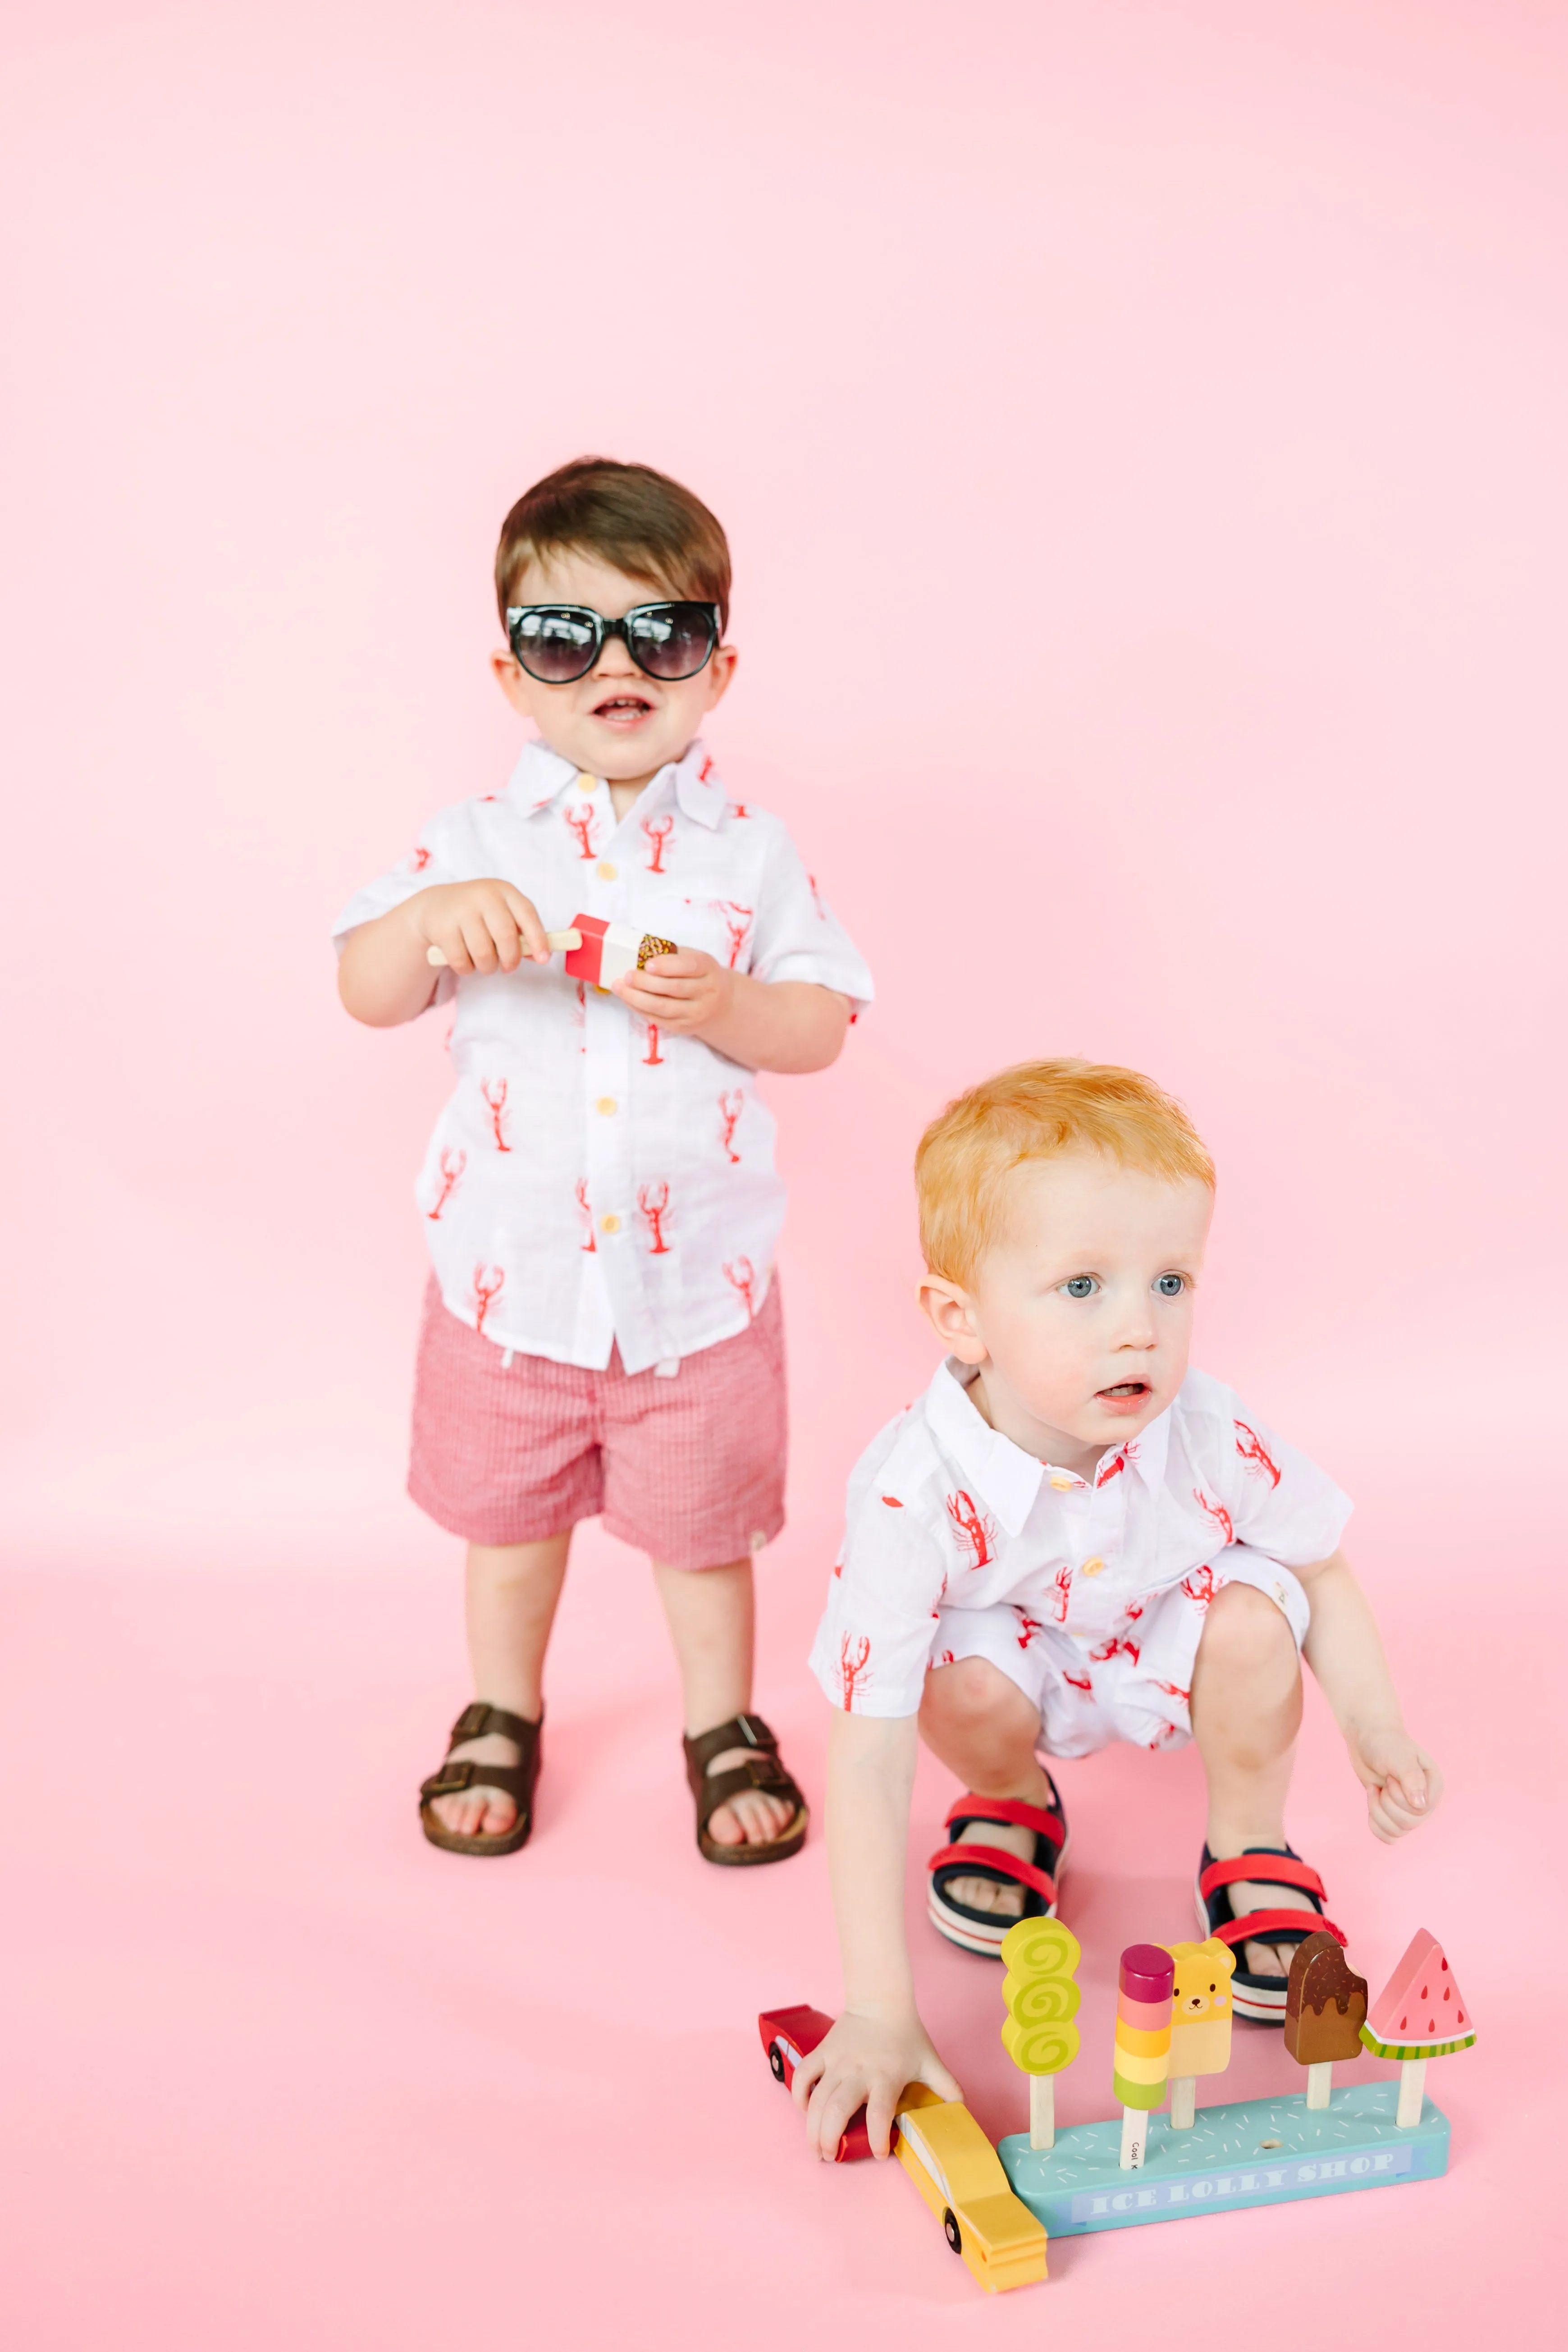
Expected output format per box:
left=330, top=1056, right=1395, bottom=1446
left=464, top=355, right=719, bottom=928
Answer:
left=426, top=1727, right=524, bottom=1841
left=939, top=1768, right=1058, bottom=1919
left=1213, top=1844, right=1322, bottom=1977
left=701, top=1746, right=798, bottom=1848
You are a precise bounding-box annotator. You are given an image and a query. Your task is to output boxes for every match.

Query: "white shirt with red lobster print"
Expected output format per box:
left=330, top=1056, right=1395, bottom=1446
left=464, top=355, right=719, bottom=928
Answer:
left=809, top=1360, right=1352, bottom=1757
left=334, top=738, right=873, bottom=1374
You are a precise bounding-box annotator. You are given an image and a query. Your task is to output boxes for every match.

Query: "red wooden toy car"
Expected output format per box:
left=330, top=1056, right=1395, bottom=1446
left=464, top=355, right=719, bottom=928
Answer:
left=757, top=2004, right=872, bottom=2162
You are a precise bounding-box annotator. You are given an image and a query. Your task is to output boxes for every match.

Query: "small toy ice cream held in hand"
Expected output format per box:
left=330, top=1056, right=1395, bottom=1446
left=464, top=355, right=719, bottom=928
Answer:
left=1284, top=1929, right=1367, bottom=2109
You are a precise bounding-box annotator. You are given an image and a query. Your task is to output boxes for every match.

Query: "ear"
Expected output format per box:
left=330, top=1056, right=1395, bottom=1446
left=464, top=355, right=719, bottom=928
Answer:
left=700, top=642, right=739, bottom=713
left=919, top=1276, right=987, bottom=1364
left=490, top=647, right=537, bottom=718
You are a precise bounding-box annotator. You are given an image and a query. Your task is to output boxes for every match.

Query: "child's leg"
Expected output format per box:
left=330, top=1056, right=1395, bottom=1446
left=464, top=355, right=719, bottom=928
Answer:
left=917, top=1657, right=1055, bottom=1918
left=1189, top=1581, right=1316, bottom=1977
left=426, top=1533, right=571, bottom=1840
left=652, top=1557, right=796, bottom=1848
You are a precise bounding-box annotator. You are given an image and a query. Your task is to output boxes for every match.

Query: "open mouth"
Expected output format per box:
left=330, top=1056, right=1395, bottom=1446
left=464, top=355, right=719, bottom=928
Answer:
left=592, top=693, right=654, bottom=723
left=1096, top=1381, right=1151, bottom=1410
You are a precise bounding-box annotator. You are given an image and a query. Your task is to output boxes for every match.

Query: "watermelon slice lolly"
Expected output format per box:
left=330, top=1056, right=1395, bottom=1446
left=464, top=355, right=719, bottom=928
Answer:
left=1360, top=1929, right=1476, bottom=2127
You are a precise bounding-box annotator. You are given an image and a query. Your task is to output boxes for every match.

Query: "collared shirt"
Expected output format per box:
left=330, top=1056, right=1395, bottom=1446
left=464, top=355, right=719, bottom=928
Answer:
left=334, top=737, right=873, bottom=1373
left=808, top=1359, right=1352, bottom=1716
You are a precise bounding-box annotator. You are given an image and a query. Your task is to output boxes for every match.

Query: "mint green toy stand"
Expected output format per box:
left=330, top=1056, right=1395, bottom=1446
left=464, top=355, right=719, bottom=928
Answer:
left=999, top=2080, right=1449, bottom=2236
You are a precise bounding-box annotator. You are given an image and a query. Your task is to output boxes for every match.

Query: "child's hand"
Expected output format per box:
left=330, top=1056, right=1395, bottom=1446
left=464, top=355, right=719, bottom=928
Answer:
left=1347, top=1725, right=1444, bottom=1843
left=791, top=2011, right=963, bottom=2163
left=410, top=881, right=551, bottom=975
left=611, top=948, right=735, bottom=1036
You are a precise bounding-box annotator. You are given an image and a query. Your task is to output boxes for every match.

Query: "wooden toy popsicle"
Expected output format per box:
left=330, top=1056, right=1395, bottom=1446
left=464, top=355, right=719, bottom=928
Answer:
left=1360, top=1929, right=1475, bottom=2127
left=1113, top=1944, right=1174, bottom=2168
left=1161, top=1938, right=1236, bottom=2128
left=426, top=927, right=581, bottom=968
left=999, top=1917, right=1082, bottom=2153
left=1284, top=1930, right=1367, bottom=2109
left=426, top=915, right=681, bottom=978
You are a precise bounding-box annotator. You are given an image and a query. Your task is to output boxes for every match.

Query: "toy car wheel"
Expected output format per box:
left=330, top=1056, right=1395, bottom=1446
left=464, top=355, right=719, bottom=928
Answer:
left=768, top=2041, right=787, bottom=2084
left=942, top=2208, right=962, bottom=2256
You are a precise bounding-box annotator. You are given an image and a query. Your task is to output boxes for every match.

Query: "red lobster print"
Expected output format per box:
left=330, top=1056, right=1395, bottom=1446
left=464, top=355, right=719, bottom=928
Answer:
left=426, top=1146, right=466, bottom=1221
left=718, top=1088, right=744, bottom=1163
left=1234, top=1420, right=1281, bottom=1488
left=722, top=1255, right=759, bottom=1321
left=575, top=1177, right=596, bottom=1252
left=1089, top=1631, right=1142, bottom=1667
left=410, top=844, right=431, bottom=872
left=938, top=1648, right=956, bottom=1667
left=471, top=1263, right=505, bottom=1335
left=1049, top=1563, right=1074, bottom=1624
left=1096, top=1450, right=1127, bottom=1489
left=1063, top=1670, right=1093, bottom=1694
left=727, top=800, right=751, bottom=819
left=1014, top=1608, right=1046, bottom=1651
left=480, top=1078, right=511, bottom=1152
left=1193, top=1489, right=1234, bottom=1545
left=641, top=813, right=673, bottom=872
left=564, top=803, right=597, bottom=860
left=637, top=1181, right=672, bottom=1254
left=945, top=1490, right=997, bottom=1570
left=1152, top=1679, right=1191, bottom=1706
left=1180, top=1562, right=1223, bottom=1609
left=699, top=754, right=716, bottom=784
left=643, top=1022, right=663, bottom=1066
left=716, top=901, right=753, bottom=970
left=839, top=1633, right=872, bottom=1711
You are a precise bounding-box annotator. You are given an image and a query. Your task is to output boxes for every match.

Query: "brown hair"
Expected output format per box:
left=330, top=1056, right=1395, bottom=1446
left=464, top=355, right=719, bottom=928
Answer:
left=916, top=1058, right=1216, bottom=1286
left=494, top=458, right=731, bottom=631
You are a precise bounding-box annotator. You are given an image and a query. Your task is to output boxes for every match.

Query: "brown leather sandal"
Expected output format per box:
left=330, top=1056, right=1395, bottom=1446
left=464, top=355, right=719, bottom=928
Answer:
left=419, top=1701, right=542, bottom=1857
left=682, top=1712, right=809, bottom=1867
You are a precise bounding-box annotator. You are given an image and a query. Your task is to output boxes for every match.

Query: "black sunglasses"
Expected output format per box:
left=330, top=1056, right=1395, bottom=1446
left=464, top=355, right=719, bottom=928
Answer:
left=506, top=600, right=721, bottom=685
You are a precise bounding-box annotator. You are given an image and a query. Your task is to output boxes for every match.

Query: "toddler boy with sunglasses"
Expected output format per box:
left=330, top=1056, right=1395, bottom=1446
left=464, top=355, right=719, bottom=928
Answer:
left=335, top=458, right=873, bottom=1865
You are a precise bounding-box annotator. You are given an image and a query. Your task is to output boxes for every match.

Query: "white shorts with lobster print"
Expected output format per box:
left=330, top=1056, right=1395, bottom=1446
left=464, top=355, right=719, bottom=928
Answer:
left=933, top=1543, right=1310, bottom=1759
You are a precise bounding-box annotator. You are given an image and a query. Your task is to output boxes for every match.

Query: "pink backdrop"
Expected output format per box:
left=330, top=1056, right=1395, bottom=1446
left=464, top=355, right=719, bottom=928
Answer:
left=1, top=5, right=1561, bottom=2347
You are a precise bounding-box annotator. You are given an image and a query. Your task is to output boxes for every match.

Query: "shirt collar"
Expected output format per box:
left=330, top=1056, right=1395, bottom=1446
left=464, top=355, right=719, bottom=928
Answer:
left=502, top=736, right=727, bottom=828
left=923, top=1358, right=1174, bottom=1522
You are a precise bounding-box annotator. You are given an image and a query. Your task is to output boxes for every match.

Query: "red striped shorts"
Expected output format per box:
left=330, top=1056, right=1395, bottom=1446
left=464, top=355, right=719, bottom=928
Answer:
left=407, top=1275, right=787, bottom=1569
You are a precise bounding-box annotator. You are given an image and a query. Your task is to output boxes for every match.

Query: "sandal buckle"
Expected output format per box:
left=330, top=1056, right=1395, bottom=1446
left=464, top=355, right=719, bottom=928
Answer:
left=451, top=1702, right=492, bottom=1741
left=425, top=1762, right=475, bottom=1795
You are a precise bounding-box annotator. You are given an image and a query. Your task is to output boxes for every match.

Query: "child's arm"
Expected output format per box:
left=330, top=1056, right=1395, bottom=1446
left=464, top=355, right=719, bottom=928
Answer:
left=790, top=1711, right=963, bottom=2160
left=338, top=882, right=553, bottom=1026
left=613, top=955, right=849, bottom=1074
left=1297, top=1548, right=1444, bottom=1842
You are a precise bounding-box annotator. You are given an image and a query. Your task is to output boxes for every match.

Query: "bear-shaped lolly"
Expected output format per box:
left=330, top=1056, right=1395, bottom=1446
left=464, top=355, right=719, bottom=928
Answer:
left=1161, top=1938, right=1236, bottom=2128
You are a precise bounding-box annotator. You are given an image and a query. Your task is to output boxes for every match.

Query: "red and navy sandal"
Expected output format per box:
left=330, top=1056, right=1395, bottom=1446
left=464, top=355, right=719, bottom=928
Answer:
left=927, top=1783, right=1070, bottom=1958
left=1196, top=1844, right=1346, bottom=2023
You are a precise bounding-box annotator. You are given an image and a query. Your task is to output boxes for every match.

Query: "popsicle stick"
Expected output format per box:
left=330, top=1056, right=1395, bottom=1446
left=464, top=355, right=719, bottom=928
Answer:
left=427, top=928, right=580, bottom=968
left=1396, top=2057, right=1426, bottom=2127
left=1029, top=2073, right=1055, bottom=2153
left=1119, top=2107, right=1149, bottom=2169
left=1169, top=2075, right=1196, bottom=2130
left=1305, top=2062, right=1333, bottom=2110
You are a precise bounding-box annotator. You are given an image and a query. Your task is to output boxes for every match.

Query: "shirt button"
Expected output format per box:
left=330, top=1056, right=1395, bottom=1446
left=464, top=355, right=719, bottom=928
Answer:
left=597, top=860, right=617, bottom=881
left=599, top=1213, right=621, bottom=1235
left=1049, top=1473, right=1076, bottom=1492
left=596, top=1096, right=617, bottom=1117
left=576, top=772, right=596, bottom=794
left=1081, top=1556, right=1106, bottom=1577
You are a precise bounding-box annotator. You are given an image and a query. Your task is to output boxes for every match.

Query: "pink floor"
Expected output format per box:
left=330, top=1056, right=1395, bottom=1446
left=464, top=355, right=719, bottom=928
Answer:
left=4, top=1500, right=1555, bottom=2352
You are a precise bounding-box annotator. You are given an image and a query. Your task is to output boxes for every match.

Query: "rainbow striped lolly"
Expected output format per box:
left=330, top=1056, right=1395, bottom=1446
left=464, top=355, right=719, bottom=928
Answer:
left=1114, top=1945, right=1175, bottom=2166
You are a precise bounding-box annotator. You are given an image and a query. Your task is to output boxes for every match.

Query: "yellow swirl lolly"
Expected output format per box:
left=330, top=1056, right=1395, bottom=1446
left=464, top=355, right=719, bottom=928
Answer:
left=999, top=1918, right=1083, bottom=2151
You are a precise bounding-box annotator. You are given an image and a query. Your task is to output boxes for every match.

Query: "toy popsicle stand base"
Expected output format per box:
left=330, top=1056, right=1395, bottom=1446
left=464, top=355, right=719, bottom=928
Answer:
left=998, top=2079, right=1449, bottom=2237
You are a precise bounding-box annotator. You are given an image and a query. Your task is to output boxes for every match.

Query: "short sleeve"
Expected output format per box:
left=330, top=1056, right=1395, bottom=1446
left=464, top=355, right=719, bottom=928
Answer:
left=1205, top=1405, right=1353, bottom=1567
left=330, top=805, right=482, bottom=1005
left=808, top=1436, right=946, bottom=1716
left=748, top=826, right=874, bottom=1012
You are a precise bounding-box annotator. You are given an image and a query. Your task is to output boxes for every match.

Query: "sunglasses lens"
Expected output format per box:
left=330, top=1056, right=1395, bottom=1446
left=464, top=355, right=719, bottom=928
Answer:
left=510, top=608, right=597, bottom=682
left=627, top=604, right=717, bottom=681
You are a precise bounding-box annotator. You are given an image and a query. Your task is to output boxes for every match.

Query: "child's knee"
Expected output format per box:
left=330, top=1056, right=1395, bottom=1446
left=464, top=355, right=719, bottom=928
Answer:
left=1196, top=1580, right=1297, bottom=1676
left=921, top=1654, right=1034, bottom=1736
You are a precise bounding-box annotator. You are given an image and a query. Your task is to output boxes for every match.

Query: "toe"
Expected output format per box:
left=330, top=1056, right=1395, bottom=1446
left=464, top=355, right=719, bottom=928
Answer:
left=480, top=1792, right=517, bottom=1837
left=705, top=1800, right=745, bottom=1846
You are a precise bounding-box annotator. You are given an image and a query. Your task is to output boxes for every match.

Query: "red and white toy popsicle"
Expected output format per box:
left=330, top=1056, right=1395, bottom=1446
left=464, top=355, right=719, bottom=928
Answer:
left=1359, top=1928, right=1476, bottom=2127
left=426, top=913, right=677, bottom=981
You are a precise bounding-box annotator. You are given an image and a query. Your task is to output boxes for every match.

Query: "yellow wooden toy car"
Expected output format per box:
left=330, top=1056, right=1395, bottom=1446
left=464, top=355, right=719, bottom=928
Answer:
left=891, top=2087, right=1048, bottom=2292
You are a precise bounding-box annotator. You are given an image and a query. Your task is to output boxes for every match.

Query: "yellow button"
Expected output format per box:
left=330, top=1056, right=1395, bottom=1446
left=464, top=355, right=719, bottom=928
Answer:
left=596, top=1096, right=617, bottom=1117
left=1048, top=1473, right=1076, bottom=1491
left=597, top=860, right=617, bottom=881
left=599, top=1213, right=621, bottom=1235
left=1081, top=1556, right=1106, bottom=1577
left=576, top=772, right=596, bottom=794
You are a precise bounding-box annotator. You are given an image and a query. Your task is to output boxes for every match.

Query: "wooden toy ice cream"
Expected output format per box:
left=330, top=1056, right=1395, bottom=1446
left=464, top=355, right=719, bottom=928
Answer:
left=426, top=914, right=678, bottom=979
left=1360, top=1929, right=1475, bottom=2127
left=1284, top=1930, right=1367, bottom=2109
left=1112, top=1944, right=1174, bottom=2169
left=1161, top=1939, right=1236, bottom=2129
left=1000, top=1917, right=1083, bottom=2152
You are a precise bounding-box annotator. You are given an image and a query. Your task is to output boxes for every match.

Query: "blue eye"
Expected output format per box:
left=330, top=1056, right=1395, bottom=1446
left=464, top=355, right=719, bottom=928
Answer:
left=1062, top=1276, right=1096, bottom=1299
left=1156, top=1273, right=1185, bottom=1297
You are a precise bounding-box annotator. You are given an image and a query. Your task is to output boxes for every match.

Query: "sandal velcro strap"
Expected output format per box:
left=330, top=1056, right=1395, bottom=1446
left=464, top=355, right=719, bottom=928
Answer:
left=420, top=1757, right=535, bottom=1804
left=1199, top=1853, right=1326, bottom=1900
left=449, top=1700, right=539, bottom=1748
left=1212, top=1909, right=1346, bottom=1950
left=943, top=1794, right=1065, bottom=1845
left=683, top=1712, right=780, bottom=1786
left=927, top=1840, right=1058, bottom=1905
